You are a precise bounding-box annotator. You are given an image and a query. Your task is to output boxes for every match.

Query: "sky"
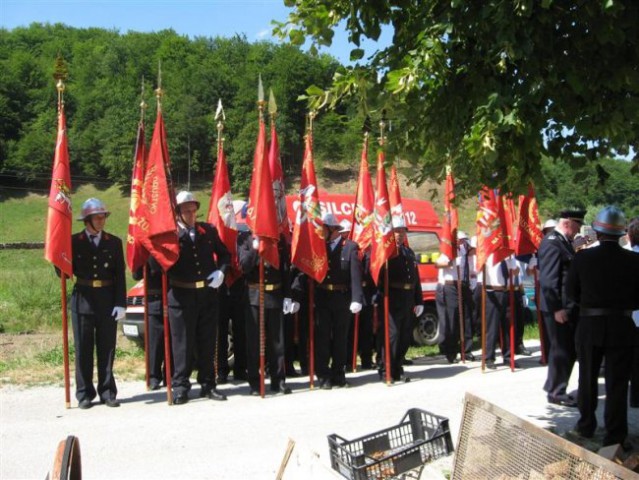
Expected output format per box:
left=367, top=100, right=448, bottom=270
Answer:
left=0, top=0, right=391, bottom=65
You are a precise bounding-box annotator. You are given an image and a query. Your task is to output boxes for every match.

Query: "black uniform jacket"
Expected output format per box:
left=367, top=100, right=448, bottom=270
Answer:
left=238, top=234, right=290, bottom=308
left=71, top=230, right=126, bottom=315
left=378, top=244, right=423, bottom=305
left=168, top=222, right=231, bottom=283
left=567, top=241, right=639, bottom=347
left=538, top=230, right=575, bottom=314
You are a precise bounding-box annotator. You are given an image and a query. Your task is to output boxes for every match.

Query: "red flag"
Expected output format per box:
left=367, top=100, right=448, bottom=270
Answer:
left=207, top=137, right=239, bottom=284
left=388, top=164, right=404, bottom=227
left=246, top=115, right=279, bottom=267
left=515, top=183, right=543, bottom=255
left=440, top=168, right=458, bottom=260
left=268, top=119, right=291, bottom=242
left=475, top=187, right=512, bottom=271
left=370, top=150, right=397, bottom=285
left=126, top=120, right=149, bottom=272
left=45, top=104, right=73, bottom=278
left=135, top=112, right=179, bottom=271
left=291, top=132, right=328, bottom=282
left=350, top=135, right=375, bottom=251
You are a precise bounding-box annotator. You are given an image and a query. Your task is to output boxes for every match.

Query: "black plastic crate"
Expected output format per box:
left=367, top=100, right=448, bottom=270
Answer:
left=328, top=408, right=454, bottom=480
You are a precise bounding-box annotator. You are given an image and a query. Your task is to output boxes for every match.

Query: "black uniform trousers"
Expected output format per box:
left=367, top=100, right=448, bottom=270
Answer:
left=485, top=290, right=512, bottom=362
left=441, top=283, right=474, bottom=359
left=347, top=305, right=374, bottom=369
left=577, top=340, right=633, bottom=444
left=168, top=286, right=219, bottom=395
left=378, top=288, right=415, bottom=379
left=217, top=282, right=248, bottom=380
left=542, top=311, right=576, bottom=398
left=146, top=295, right=172, bottom=387
left=245, top=305, right=286, bottom=389
left=71, top=302, right=118, bottom=402
left=314, top=290, right=351, bottom=385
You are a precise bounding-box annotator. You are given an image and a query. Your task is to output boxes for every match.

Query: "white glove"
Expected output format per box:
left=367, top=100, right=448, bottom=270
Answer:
left=283, top=298, right=293, bottom=314
left=349, top=302, right=363, bottom=314
left=290, top=301, right=300, bottom=314
left=207, top=270, right=224, bottom=289
left=252, top=236, right=260, bottom=250
left=414, top=305, right=424, bottom=317
left=111, top=306, right=126, bottom=321
left=528, top=257, right=538, bottom=269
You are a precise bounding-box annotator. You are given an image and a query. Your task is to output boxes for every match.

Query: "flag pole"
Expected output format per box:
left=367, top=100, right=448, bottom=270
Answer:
left=508, top=268, right=515, bottom=371
left=52, top=69, right=72, bottom=408
left=257, top=78, right=267, bottom=398
left=481, top=265, right=487, bottom=372
left=156, top=65, right=173, bottom=405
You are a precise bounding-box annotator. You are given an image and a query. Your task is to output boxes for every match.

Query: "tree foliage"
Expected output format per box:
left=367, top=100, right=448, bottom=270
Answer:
left=0, top=23, right=357, bottom=195
left=275, top=0, right=639, bottom=197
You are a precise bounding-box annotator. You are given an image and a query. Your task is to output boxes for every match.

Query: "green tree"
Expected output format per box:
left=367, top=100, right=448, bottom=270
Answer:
left=275, top=0, right=639, bottom=197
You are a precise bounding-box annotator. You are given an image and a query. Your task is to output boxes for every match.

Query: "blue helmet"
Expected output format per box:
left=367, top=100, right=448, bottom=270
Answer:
left=592, top=206, right=626, bottom=236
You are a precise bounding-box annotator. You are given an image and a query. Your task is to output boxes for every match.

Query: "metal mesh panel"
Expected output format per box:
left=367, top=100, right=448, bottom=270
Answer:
left=452, top=393, right=636, bottom=480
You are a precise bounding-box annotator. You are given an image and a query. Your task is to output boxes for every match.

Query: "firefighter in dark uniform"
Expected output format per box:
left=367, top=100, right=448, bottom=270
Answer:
left=238, top=231, right=295, bottom=396
left=132, top=259, right=172, bottom=390
left=538, top=209, right=585, bottom=407
left=68, top=198, right=126, bottom=409
left=378, top=217, right=423, bottom=382
left=167, top=191, right=231, bottom=405
left=567, top=206, right=639, bottom=447
left=314, top=213, right=363, bottom=389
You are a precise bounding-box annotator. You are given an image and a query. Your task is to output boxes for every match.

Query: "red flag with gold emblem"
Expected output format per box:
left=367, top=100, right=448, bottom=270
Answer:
left=135, top=111, right=179, bottom=271
left=45, top=105, right=73, bottom=278
left=291, top=132, right=327, bottom=282
left=475, top=187, right=512, bottom=271
left=515, top=183, right=543, bottom=255
left=207, top=134, right=239, bottom=284
left=440, top=168, right=458, bottom=260
left=350, top=135, right=374, bottom=251
left=126, top=120, right=149, bottom=272
left=370, top=150, right=397, bottom=285
left=268, top=118, right=291, bottom=242
left=246, top=114, right=279, bottom=267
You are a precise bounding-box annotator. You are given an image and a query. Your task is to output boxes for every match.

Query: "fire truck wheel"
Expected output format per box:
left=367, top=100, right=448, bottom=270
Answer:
left=413, top=306, right=441, bottom=346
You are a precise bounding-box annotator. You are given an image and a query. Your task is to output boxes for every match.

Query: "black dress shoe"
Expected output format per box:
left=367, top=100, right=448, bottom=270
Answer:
left=516, top=345, right=533, bottom=356
left=548, top=395, right=577, bottom=408
left=173, top=393, right=189, bottom=405
left=204, top=389, right=227, bottom=401
left=333, top=380, right=350, bottom=389
left=319, top=379, right=332, bottom=390
left=102, top=398, right=120, bottom=408
left=78, top=399, right=93, bottom=410
left=271, top=382, right=292, bottom=394
left=446, top=355, right=459, bottom=364
left=393, top=375, right=411, bottom=383
left=464, top=352, right=476, bottom=361
left=485, top=360, right=497, bottom=370
left=149, top=381, right=161, bottom=391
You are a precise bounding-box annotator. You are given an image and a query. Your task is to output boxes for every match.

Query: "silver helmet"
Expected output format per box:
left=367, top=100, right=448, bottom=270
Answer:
left=321, top=212, right=341, bottom=227
left=176, top=191, right=200, bottom=209
left=592, top=206, right=626, bottom=236
left=77, top=198, right=110, bottom=221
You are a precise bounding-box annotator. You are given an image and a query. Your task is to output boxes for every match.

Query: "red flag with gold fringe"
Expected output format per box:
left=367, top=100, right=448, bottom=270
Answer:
left=351, top=136, right=375, bottom=251
left=475, top=187, right=512, bottom=271
left=126, top=120, right=149, bottom=272
left=135, top=112, right=179, bottom=271
left=291, top=132, right=328, bottom=282
left=370, top=150, right=397, bottom=285
left=515, top=183, right=543, bottom=256
left=45, top=105, right=73, bottom=278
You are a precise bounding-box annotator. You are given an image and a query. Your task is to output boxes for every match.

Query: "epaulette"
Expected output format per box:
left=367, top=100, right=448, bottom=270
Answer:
left=547, top=234, right=558, bottom=240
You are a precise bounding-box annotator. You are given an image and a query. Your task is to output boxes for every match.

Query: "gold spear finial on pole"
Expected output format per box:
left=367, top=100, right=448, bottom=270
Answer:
left=268, top=88, right=277, bottom=119
left=257, top=74, right=266, bottom=120
left=155, top=61, right=164, bottom=113
left=215, top=98, right=225, bottom=151
left=140, top=77, right=147, bottom=124
left=53, top=54, right=68, bottom=110
left=378, top=109, right=387, bottom=147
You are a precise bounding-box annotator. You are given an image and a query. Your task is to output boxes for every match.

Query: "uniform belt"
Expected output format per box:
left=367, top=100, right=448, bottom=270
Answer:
left=170, top=279, right=207, bottom=289
left=318, top=283, right=348, bottom=292
left=248, top=283, right=281, bottom=292
left=390, top=282, right=413, bottom=290
left=75, top=278, right=113, bottom=288
left=485, top=285, right=506, bottom=292
left=580, top=307, right=633, bottom=317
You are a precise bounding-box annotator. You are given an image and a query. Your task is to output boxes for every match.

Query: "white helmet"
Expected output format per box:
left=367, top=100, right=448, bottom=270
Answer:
left=322, top=213, right=341, bottom=227
left=542, top=219, right=557, bottom=231
left=339, top=219, right=352, bottom=233
left=176, top=191, right=200, bottom=209
left=392, top=216, right=407, bottom=230
left=77, top=198, right=110, bottom=221
left=457, top=230, right=469, bottom=241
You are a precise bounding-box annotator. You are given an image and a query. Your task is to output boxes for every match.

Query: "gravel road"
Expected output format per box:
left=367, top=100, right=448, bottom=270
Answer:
left=2, top=342, right=625, bottom=480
